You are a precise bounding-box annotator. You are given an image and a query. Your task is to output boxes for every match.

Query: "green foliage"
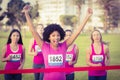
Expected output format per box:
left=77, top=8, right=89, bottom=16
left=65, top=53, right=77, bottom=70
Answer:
left=60, top=15, right=77, bottom=27
left=29, top=1, right=39, bottom=19
left=97, top=0, right=120, bottom=28
left=0, top=0, right=39, bottom=30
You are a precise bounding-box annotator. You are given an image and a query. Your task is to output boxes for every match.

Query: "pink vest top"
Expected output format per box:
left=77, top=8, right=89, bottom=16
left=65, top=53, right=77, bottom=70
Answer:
left=65, top=44, right=76, bottom=74
left=89, top=43, right=107, bottom=76
left=5, top=44, right=23, bottom=70
left=42, top=41, right=67, bottom=80
left=31, top=40, right=44, bottom=64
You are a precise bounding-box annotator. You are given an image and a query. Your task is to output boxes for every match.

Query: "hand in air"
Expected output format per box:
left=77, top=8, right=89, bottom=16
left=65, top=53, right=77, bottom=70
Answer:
left=22, top=5, right=31, bottom=13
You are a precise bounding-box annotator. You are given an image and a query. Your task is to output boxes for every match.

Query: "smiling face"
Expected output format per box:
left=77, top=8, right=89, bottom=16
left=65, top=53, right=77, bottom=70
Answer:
left=10, top=32, right=20, bottom=44
left=49, top=31, right=60, bottom=46
left=91, top=30, right=102, bottom=43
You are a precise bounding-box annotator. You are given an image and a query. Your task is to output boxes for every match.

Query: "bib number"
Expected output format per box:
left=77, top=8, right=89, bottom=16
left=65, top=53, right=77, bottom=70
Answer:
left=92, top=55, right=103, bottom=62
left=48, top=54, right=63, bottom=66
left=66, top=54, right=73, bottom=62
left=10, top=54, right=21, bottom=62
left=35, top=45, right=42, bottom=53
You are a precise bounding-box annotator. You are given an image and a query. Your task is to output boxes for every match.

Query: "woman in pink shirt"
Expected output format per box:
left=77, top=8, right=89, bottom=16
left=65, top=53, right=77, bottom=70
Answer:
left=22, top=5, right=92, bottom=80
left=86, top=30, right=110, bottom=80
left=65, top=29, right=79, bottom=80
left=1, top=29, right=25, bottom=80
left=28, top=24, right=44, bottom=80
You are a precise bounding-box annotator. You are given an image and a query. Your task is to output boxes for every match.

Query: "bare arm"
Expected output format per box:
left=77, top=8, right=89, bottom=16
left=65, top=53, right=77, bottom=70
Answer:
left=28, top=38, right=37, bottom=56
left=86, top=47, right=101, bottom=67
left=19, top=46, right=25, bottom=69
left=70, top=45, right=79, bottom=65
left=66, top=8, right=93, bottom=47
left=1, top=46, right=11, bottom=62
left=105, top=45, right=110, bottom=66
left=23, top=5, right=43, bottom=48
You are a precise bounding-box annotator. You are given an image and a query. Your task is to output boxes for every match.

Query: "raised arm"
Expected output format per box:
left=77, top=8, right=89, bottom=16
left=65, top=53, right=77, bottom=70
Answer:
left=66, top=8, right=93, bottom=47
left=105, top=45, right=110, bottom=66
left=22, top=5, right=43, bottom=48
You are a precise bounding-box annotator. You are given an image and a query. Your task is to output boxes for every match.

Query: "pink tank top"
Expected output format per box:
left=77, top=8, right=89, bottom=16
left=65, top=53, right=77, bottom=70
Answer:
left=65, top=44, right=76, bottom=74
left=42, top=41, right=67, bottom=80
left=5, top=44, right=23, bottom=70
left=31, top=40, right=44, bottom=64
left=89, top=43, right=107, bottom=76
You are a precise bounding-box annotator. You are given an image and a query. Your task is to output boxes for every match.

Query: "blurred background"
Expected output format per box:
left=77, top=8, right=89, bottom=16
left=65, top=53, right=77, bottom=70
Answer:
left=0, top=0, right=120, bottom=80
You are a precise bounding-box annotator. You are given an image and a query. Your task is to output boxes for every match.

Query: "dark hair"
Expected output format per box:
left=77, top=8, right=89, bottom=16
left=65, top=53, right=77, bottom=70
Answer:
left=35, top=24, right=44, bottom=29
left=91, top=29, right=109, bottom=45
left=65, top=29, right=72, bottom=34
left=7, top=29, right=23, bottom=45
left=43, top=24, right=65, bottom=42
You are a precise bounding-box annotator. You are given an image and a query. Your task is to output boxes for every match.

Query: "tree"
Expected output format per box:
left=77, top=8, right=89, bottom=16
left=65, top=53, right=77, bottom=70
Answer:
left=72, top=0, right=84, bottom=25
left=0, top=0, right=40, bottom=31
left=97, top=0, right=120, bottom=32
left=60, top=15, right=77, bottom=27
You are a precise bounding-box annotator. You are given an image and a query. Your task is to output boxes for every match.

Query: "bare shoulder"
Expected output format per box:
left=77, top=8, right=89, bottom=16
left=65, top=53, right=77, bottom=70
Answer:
left=103, top=44, right=109, bottom=53
left=86, top=46, right=91, bottom=54
left=22, top=45, right=25, bottom=51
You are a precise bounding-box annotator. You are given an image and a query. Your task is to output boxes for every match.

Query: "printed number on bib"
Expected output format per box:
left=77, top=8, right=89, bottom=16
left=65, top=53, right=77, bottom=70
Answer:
left=66, top=54, right=73, bottom=62
left=48, top=54, right=63, bottom=66
left=10, top=54, right=21, bottom=62
left=92, top=55, right=103, bottom=62
left=35, top=45, right=42, bottom=53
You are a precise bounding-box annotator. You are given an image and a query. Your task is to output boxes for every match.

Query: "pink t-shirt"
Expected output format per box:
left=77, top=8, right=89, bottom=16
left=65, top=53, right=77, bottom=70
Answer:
left=31, top=40, right=44, bottom=64
left=89, top=43, right=107, bottom=76
left=42, top=41, right=67, bottom=80
left=5, top=44, right=23, bottom=70
left=65, top=44, right=76, bottom=74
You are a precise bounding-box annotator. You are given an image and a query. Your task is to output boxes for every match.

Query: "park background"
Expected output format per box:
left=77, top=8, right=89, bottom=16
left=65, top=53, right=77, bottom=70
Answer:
left=0, top=0, right=120, bottom=80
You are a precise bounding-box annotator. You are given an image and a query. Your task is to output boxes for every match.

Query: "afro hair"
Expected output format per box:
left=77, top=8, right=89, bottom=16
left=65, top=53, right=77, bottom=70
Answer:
left=43, top=24, right=65, bottom=42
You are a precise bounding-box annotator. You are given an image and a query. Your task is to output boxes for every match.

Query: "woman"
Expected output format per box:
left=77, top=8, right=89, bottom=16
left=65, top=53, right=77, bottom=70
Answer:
left=86, top=30, right=110, bottom=80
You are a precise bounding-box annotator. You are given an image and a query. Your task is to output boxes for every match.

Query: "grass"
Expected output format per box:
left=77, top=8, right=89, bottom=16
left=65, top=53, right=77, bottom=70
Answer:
left=0, top=31, right=120, bottom=80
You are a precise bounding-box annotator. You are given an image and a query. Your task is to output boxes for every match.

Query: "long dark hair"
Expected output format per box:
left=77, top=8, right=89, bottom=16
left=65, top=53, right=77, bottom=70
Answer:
left=7, top=29, right=23, bottom=45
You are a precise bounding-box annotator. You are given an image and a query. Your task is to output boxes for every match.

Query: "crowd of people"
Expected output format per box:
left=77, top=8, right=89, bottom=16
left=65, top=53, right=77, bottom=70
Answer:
left=1, top=5, right=110, bottom=80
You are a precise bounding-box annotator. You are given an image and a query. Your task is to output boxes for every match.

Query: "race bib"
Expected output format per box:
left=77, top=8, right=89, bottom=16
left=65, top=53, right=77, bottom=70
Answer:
left=10, top=54, right=21, bottom=62
left=66, top=54, right=73, bottom=62
left=35, top=45, right=42, bottom=53
left=92, top=55, right=103, bottom=62
left=48, top=54, right=63, bottom=66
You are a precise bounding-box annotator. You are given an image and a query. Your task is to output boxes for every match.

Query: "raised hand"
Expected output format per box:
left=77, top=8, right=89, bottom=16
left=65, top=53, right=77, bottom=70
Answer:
left=22, top=5, right=31, bottom=13
left=87, top=8, right=93, bottom=16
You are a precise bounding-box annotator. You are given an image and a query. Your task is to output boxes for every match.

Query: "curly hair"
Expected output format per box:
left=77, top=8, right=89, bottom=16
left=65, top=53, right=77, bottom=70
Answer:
left=43, top=24, right=65, bottom=42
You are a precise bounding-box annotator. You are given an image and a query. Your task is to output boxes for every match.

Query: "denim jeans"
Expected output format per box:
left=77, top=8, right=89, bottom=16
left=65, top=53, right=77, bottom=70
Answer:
left=4, top=74, right=22, bottom=80
left=33, top=63, right=45, bottom=80
left=66, top=73, right=74, bottom=80
left=89, top=75, right=107, bottom=80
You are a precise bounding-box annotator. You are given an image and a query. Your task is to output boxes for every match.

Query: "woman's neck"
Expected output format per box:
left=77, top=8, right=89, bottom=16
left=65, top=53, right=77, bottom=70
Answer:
left=93, top=42, right=101, bottom=46
left=10, top=42, right=18, bottom=46
left=50, top=43, right=58, bottom=50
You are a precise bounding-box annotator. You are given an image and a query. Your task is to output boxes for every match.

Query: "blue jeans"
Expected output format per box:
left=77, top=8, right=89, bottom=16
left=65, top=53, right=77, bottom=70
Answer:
left=33, top=63, right=44, bottom=80
left=4, top=74, right=22, bottom=80
left=89, top=75, right=107, bottom=80
left=66, top=73, right=74, bottom=80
